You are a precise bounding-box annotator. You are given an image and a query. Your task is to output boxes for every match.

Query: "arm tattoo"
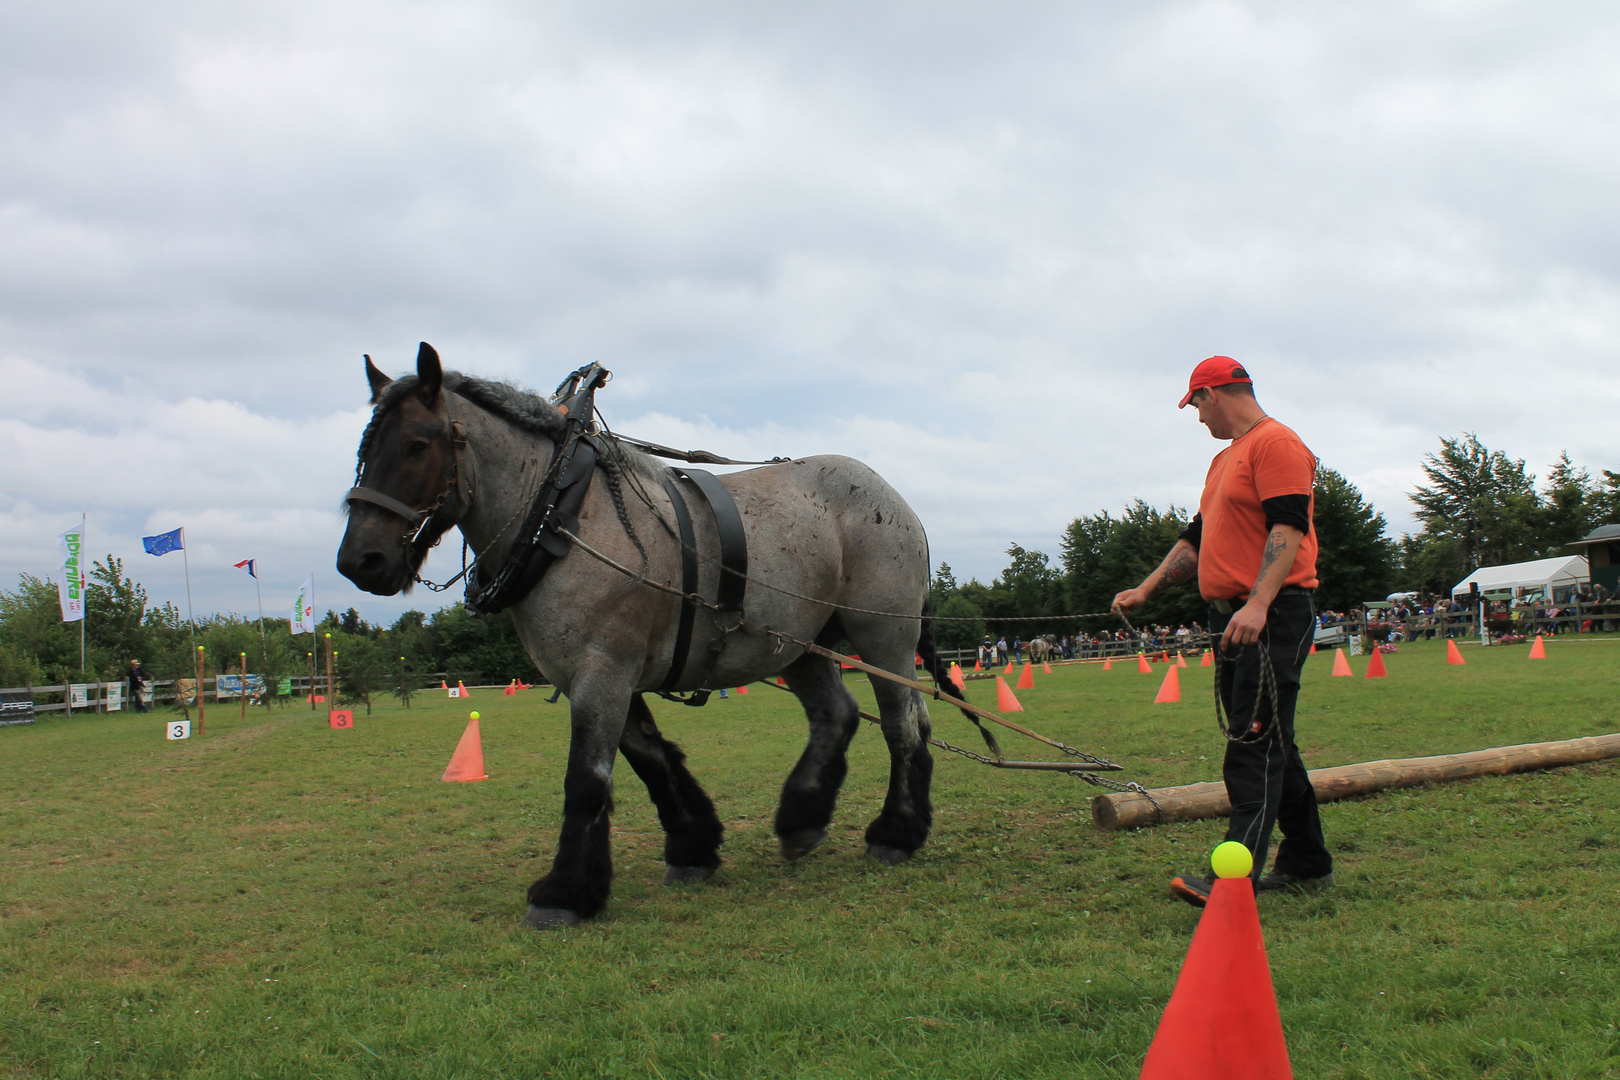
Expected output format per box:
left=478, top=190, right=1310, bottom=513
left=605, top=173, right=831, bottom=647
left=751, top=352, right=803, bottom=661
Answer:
left=1162, top=547, right=1197, bottom=585
left=1252, top=528, right=1287, bottom=589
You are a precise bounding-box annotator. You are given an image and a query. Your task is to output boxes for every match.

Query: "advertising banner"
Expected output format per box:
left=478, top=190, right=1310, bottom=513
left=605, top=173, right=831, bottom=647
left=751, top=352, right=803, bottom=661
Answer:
left=292, top=576, right=316, bottom=635
left=58, top=522, right=85, bottom=622
left=0, top=691, right=35, bottom=727
left=105, top=683, right=123, bottom=712
left=70, top=683, right=91, bottom=708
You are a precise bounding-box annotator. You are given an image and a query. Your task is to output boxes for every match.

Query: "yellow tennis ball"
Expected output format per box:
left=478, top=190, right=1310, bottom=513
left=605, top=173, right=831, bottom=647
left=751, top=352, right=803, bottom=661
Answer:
left=470, top=711, right=480, bottom=721
left=1210, top=841, right=1254, bottom=879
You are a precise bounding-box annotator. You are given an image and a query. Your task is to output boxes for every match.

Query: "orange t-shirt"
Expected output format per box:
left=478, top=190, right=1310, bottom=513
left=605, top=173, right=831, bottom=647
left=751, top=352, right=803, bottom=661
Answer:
left=1197, top=417, right=1319, bottom=601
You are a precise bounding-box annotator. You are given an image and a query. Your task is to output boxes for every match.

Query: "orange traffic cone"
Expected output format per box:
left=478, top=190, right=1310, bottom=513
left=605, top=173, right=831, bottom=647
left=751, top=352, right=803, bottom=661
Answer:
left=1042, top=661, right=1053, bottom=674
left=948, top=663, right=967, bottom=694
left=1139, top=874, right=1292, bottom=1078
left=777, top=676, right=788, bottom=686
left=1003, top=661, right=1015, bottom=676
left=1201, top=651, right=1213, bottom=668
left=1103, top=659, right=1112, bottom=670
left=973, top=657, right=982, bottom=671
left=457, top=681, right=472, bottom=698
left=1365, top=648, right=1387, bottom=678
left=1309, top=644, right=1317, bottom=654
left=735, top=685, right=749, bottom=694
left=1154, top=665, right=1181, bottom=704
left=1016, top=662, right=1035, bottom=690
left=442, top=715, right=489, bottom=782
left=1446, top=640, right=1466, bottom=666
left=1176, top=654, right=1187, bottom=668
left=1330, top=648, right=1352, bottom=677
left=503, top=680, right=516, bottom=697
left=440, top=679, right=448, bottom=689
left=1528, top=634, right=1546, bottom=659
left=1137, top=653, right=1152, bottom=674
left=995, top=676, right=1023, bottom=713
left=1159, top=652, right=1171, bottom=664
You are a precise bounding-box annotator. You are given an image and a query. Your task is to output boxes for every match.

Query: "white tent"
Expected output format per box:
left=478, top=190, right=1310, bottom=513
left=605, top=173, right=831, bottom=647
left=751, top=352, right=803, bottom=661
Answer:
left=1451, top=555, right=1589, bottom=599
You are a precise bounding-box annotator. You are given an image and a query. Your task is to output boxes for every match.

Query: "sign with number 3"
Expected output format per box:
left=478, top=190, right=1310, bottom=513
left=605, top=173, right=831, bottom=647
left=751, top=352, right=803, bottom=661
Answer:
left=328, top=710, right=354, bottom=730
left=167, top=721, right=191, bottom=740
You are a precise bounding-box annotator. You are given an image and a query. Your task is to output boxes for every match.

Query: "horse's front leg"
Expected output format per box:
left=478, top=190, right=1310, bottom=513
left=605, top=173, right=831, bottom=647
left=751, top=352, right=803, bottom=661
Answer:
left=525, top=677, right=633, bottom=929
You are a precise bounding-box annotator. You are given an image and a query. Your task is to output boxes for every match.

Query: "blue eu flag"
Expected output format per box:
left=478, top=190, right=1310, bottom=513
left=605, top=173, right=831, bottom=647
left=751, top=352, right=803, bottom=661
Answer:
left=142, top=528, right=185, bottom=556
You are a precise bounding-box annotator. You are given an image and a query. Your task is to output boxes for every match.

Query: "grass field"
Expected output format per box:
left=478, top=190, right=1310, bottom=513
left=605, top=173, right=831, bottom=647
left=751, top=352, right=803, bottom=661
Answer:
left=3, top=636, right=1618, bottom=1079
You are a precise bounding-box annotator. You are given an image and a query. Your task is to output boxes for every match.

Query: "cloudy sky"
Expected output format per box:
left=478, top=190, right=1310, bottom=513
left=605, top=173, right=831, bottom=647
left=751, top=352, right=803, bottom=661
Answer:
left=4, top=1, right=1618, bottom=627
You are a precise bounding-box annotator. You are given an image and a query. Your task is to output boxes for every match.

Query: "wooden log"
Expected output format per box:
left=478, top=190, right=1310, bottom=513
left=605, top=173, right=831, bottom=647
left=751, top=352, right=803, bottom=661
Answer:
left=1091, top=732, right=1620, bottom=831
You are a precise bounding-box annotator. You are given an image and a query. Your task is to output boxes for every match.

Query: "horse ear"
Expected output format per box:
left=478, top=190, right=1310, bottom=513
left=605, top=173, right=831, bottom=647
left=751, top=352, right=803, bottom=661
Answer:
left=364, top=355, right=393, bottom=403
left=416, top=342, right=443, bottom=404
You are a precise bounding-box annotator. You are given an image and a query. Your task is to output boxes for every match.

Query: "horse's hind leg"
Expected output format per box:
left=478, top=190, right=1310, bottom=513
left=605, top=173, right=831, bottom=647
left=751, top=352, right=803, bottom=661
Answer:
left=862, top=675, right=934, bottom=865
left=618, top=695, right=725, bottom=885
left=775, top=652, right=861, bottom=860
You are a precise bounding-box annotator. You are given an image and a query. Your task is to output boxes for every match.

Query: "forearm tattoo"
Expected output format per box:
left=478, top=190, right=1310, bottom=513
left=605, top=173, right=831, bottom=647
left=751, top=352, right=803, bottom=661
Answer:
left=1252, top=528, right=1288, bottom=590
left=1161, top=546, right=1197, bottom=586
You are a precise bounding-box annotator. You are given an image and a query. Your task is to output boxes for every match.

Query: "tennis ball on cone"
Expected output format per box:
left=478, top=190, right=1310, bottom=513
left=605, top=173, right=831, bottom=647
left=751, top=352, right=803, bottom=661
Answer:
left=1210, top=841, right=1254, bottom=879
left=470, top=711, right=480, bottom=721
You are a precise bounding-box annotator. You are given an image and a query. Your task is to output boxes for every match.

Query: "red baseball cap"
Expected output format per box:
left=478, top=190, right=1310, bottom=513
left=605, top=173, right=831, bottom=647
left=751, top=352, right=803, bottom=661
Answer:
left=1178, top=356, right=1252, bottom=408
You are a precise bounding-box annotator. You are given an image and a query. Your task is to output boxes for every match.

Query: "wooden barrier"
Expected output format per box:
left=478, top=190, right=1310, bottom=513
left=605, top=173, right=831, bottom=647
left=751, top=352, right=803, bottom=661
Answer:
left=1091, top=732, right=1620, bottom=831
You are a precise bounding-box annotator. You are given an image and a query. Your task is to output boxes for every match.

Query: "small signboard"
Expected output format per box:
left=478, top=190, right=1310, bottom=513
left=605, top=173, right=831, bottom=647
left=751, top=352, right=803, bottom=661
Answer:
left=167, top=720, right=191, bottom=740
left=448, top=686, right=462, bottom=698
left=328, top=710, right=354, bottom=730
left=70, top=683, right=91, bottom=708
left=105, top=683, right=123, bottom=712
left=0, top=691, right=35, bottom=728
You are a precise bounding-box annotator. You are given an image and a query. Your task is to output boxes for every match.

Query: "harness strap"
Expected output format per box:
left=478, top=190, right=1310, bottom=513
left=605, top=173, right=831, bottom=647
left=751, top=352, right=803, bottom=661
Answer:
left=658, top=474, right=700, bottom=692
left=673, top=467, right=748, bottom=612
left=346, top=486, right=428, bottom=525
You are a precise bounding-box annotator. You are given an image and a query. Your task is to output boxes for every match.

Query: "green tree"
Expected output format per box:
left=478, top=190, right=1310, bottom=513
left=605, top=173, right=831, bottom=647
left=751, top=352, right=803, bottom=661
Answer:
left=1409, top=434, right=1542, bottom=571
left=1312, top=467, right=1396, bottom=610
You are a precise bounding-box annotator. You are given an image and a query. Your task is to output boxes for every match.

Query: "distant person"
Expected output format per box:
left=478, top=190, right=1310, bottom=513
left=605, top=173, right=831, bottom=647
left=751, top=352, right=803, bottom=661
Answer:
left=1112, top=356, right=1333, bottom=908
left=127, top=660, right=149, bottom=714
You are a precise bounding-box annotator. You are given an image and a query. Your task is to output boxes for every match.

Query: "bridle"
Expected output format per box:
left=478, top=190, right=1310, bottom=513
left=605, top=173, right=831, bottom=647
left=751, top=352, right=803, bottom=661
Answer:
left=346, top=396, right=473, bottom=582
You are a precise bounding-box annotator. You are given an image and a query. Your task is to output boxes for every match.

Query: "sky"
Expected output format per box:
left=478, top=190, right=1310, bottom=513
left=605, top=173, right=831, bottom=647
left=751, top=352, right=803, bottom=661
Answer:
left=4, top=1, right=1619, bottom=628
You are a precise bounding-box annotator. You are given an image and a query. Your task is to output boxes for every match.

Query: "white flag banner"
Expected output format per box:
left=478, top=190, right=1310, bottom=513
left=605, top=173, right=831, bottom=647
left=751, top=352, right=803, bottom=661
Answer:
left=291, top=576, right=316, bottom=634
left=58, top=522, right=86, bottom=622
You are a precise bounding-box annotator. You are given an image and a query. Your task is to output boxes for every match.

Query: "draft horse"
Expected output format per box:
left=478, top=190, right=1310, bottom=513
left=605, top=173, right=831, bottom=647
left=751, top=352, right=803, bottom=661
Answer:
left=338, top=344, right=958, bottom=928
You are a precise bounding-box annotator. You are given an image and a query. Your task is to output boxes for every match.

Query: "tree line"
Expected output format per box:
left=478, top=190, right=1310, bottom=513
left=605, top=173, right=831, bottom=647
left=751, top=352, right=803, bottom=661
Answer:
left=4, top=434, right=1615, bottom=694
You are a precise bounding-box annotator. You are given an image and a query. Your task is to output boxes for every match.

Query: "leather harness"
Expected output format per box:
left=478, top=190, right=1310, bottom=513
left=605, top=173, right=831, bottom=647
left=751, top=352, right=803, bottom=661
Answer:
left=656, top=467, right=749, bottom=697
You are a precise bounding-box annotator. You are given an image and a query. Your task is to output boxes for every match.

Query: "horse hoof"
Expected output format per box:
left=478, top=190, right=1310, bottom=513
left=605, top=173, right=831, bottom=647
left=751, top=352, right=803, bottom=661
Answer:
left=780, top=829, right=827, bottom=861
left=866, top=844, right=911, bottom=866
left=523, top=905, right=583, bottom=930
left=662, top=864, right=715, bottom=885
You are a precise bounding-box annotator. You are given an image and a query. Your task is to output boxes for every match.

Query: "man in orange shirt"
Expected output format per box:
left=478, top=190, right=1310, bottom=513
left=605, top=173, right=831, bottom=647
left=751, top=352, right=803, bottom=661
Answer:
left=1113, top=357, right=1334, bottom=907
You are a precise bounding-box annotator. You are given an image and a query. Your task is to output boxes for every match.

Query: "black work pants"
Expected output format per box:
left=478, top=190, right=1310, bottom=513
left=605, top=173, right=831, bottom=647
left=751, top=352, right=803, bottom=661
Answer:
left=1208, top=592, right=1332, bottom=880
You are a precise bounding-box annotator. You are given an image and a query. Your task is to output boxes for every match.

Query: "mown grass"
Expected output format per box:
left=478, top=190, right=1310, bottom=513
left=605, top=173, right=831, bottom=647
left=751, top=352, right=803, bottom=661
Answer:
left=2, top=636, right=1618, bottom=1078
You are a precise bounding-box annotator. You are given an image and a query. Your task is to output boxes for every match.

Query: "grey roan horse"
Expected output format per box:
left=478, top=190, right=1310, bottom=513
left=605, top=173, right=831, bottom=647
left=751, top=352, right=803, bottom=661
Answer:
left=337, top=344, right=964, bottom=928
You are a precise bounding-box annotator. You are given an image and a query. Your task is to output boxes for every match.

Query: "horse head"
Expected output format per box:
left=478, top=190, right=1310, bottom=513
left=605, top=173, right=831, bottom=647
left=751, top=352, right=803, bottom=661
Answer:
left=337, top=342, right=470, bottom=595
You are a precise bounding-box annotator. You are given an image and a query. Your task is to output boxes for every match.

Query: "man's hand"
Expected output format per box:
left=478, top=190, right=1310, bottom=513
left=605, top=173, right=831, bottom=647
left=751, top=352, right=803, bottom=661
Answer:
left=1221, top=598, right=1269, bottom=650
left=1112, top=587, right=1150, bottom=614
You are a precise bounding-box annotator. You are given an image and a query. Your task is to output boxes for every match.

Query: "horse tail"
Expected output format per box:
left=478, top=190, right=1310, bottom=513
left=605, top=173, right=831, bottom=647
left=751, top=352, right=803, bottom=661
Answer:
left=917, top=596, right=1002, bottom=759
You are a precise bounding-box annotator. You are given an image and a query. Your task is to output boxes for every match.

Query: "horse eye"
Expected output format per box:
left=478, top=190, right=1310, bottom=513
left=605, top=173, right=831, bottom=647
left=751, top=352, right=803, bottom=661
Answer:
left=407, top=439, right=431, bottom=456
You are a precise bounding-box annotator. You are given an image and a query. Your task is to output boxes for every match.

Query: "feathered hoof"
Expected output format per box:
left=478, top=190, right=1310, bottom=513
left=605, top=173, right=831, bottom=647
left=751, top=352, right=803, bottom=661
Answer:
left=780, top=829, right=827, bottom=861
left=523, top=905, right=583, bottom=930
left=866, top=844, right=911, bottom=866
left=662, top=864, right=715, bottom=885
